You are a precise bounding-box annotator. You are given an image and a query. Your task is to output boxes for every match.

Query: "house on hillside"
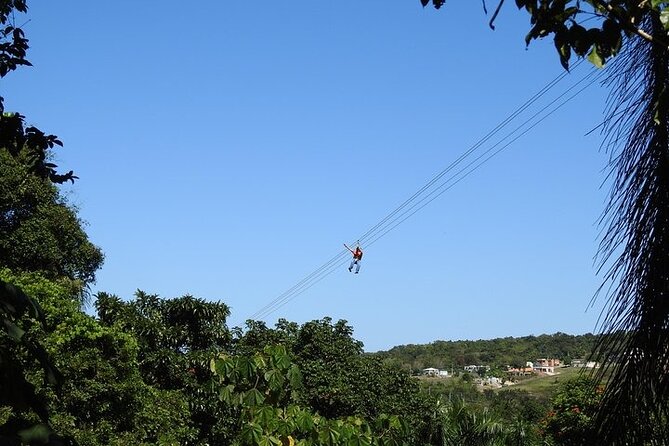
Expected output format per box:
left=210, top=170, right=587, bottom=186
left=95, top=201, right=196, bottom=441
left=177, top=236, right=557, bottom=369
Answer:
left=571, top=359, right=600, bottom=368
left=476, top=376, right=503, bottom=388
left=464, top=365, right=490, bottom=373
left=421, top=367, right=449, bottom=378
left=506, top=364, right=534, bottom=376
left=533, top=358, right=561, bottom=374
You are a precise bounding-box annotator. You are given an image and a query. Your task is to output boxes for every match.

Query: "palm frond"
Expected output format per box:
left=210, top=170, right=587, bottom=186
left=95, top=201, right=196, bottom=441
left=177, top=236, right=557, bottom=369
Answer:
left=592, top=12, right=669, bottom=445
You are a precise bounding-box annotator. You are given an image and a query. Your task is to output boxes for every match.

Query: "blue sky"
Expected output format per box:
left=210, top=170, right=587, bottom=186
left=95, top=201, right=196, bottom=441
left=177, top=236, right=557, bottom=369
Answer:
left=4, top=1, right=612, bottom=352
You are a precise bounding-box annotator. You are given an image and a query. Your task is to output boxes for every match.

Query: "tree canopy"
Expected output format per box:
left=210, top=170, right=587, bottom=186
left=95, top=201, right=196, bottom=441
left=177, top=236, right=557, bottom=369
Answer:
left=424, top=0, right=667, bottom=69
left=377, top=332, right=598, bottom=372
left=1, top=2, right=101, bottom=442
left=0, top=148, right=103, bottom=285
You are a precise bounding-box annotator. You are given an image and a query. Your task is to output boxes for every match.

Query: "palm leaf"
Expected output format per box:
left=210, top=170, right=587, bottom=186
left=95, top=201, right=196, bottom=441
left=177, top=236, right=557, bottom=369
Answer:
left=591, top=12, right=669, bottom=444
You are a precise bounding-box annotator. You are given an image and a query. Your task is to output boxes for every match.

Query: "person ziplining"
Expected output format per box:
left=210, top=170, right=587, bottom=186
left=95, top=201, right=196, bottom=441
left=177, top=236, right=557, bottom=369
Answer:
left=344, top=243, right=363, bottom=274
left=249, top=64, right=600, bottom=320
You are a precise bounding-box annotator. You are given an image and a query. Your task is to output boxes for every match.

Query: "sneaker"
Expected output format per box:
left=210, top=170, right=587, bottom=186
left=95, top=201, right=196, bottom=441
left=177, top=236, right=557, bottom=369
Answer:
left=348, top=267, right=352, bottom=272
left=354, top=271, right=359, bottom=274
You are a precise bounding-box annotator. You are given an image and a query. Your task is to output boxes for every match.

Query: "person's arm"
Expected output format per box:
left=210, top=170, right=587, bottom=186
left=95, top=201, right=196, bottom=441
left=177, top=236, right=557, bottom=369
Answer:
left=343, top=243, right=354, bottom=253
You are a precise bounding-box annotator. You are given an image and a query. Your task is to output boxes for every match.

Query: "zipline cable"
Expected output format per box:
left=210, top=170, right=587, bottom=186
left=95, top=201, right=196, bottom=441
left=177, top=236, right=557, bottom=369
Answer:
left=250, top=64, right=598, bottom=320
left=248, top=249, right=350, bottom=320
left=364, top=67, right=606, bottom=250
left=249, top=71, right=578, bottom=321
left=257, top=67, right=605, bottom=319
left=250, top=62, right=600, bottom=321
left=351, top=60, right=584, bottom=249
left=361, top=66, right=603, bottom=249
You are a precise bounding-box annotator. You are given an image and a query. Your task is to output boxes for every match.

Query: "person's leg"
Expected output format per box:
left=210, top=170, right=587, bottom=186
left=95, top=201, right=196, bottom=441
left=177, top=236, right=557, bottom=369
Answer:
left=355, top=260, right=361, bottom=273
left=349, top=260, right=354, bottom=272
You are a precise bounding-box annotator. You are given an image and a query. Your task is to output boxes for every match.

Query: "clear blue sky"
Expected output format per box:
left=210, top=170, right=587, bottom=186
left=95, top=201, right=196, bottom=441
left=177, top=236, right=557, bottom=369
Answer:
left=4, top=1, right=612, bottom=352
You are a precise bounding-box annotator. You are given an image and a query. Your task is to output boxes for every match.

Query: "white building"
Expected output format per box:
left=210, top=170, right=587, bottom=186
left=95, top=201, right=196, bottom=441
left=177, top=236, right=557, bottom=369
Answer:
left=422, top=367, right=439, bottom=377
left=421, top=368, right=449, bottom=378
left=464, top=365, right=490, bottom=373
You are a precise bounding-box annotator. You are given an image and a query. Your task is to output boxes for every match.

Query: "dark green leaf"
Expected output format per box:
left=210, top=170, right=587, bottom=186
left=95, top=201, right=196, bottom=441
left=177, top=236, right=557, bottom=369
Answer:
left=1, top=318, right=25, bottom=341
left=237, top=356, right=257, bottom=379
left=287, top=364, right=302, bottom=390
left=272, top=350, right=291, bottom=371
left=0, top=279, right=45, bottom=323
left=568, top=24, right=590, bottom=57
left=554, top=27, right=571, bottom=70
left=601, top=19, right=622, bottom=57
left=17, top=424, right=54, bottom=443
left=244, top=388, right=266, bottom=406
left=219, top=384, right=236, bottom=404
left=240, top=422, right=263, bottom=445
left=254, top=405, right=278, bottom=428
left=264, top=369, right=285, bottom=391
left=296, top=410, right=314, bottom=433
left=258, top=436, right=282, bottom=446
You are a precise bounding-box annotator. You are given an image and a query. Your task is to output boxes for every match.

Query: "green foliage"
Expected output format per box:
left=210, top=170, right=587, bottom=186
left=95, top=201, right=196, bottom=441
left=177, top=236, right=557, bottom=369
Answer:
left=96, top=291, right=231, bottom=386
left=0, top=148, right=103, bottom=285
left=376, top=333, right=597, bottom=373
left=211, top=345, right=414, bottom=446
left=0, top=0, right=74, bottom=183
left=2, top=270, right=197, bottom=445
left=290, top=318, right=374, bottom=418
left=308, top=319, right=426, bottom=420
left=0, top=270, right=66, bottom=445
left=211, top=345, right=301, bottom=410
left=0, top=3, right=92, bottom=438
left=232, top=319, right=300, bottom=359
left=96, top=290, right=233, bottom=444
left=506, top=366, right=584, bottom=399
left=424, top=397, right=545, bottom=446
left=486, top=390, right=546, bottom=444
left=237, top=318, right=436, bottom=443
left=542, top=376, right=602, bottom=445
left=6, top=2, right=660, bottom=444
left=488, top=389, right=547, bottom=423
left=439, top=399, right=506, bottom=446
left=421, top=376, right=483, bottom=406
left=422, top=0, right=669, bottom=69
left=0, top=0, right=29, bottom=79
left=517, top=0, right=623, bottom=69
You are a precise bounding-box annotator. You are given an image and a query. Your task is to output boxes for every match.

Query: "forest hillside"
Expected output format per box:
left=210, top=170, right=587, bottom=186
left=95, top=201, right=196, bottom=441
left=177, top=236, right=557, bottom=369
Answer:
left=374, top=332, right=598, bottom=372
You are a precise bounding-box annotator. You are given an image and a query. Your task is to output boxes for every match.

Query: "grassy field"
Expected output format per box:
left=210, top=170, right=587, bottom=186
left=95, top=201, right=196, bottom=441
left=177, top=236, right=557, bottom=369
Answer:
left=416, top=367, right=603, bottom=402
left=502, top=367, right=595, bottom=398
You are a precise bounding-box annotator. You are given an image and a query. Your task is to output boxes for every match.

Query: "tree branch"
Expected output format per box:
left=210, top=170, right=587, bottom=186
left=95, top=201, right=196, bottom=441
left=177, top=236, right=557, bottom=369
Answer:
left=591, top=0, right=663, bottom=47
left=488, top=0, right=505, bottom=30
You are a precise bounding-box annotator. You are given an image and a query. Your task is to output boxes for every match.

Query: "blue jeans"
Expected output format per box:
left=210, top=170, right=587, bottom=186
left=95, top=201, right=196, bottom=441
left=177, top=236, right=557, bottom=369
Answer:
left=349, top=259, right=361, bottom=273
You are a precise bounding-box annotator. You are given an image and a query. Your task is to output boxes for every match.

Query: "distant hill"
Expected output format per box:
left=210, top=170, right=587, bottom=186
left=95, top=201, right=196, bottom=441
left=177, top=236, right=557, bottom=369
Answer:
left=373, top=332, right=598, bottom=373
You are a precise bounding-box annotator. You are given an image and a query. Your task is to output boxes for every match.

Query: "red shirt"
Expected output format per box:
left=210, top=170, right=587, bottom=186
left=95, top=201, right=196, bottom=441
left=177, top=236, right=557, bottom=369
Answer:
left=353, top=248, right=363, bottom=260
